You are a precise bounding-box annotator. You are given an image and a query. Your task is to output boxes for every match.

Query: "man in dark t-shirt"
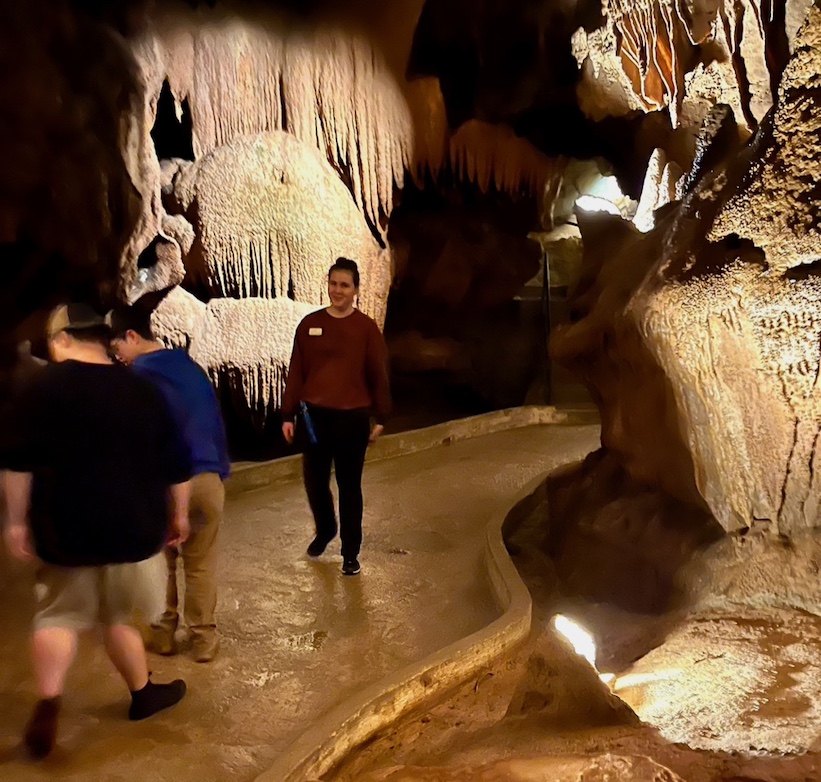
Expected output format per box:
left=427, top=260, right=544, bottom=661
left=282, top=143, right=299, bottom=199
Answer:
left=2, top=303, right=193, bottom=760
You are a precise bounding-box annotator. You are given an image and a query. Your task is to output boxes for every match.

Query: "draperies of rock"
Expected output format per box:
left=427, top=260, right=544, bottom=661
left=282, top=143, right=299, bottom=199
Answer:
left=610, top=0, right=693, bottom=126
left=167, top=131, right=390, bottom=328
left=138, top=7, right=419, bottom=239
left=573, top=0, right=813, bottom=130
left=553, top=7, right=821, bottom=546
left=150, top=286, right=317, bottom=422
left=448, top=120, right=566, bottom=210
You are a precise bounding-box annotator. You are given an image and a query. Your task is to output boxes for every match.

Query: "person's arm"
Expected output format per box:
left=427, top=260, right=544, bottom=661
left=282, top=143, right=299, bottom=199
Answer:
left=167, top=480, right=190, bottom=547
left=365, top=320, right=392, bottom=443
left=3, top=470, right=34, bottom=562
left=150, top=381, right=193, bottom=546
left=281, top=325, right=306, bottom=444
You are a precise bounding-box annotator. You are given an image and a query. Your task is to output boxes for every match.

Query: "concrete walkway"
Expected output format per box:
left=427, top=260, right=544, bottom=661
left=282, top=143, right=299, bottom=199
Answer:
left=0, top=418, right=599, bottom=782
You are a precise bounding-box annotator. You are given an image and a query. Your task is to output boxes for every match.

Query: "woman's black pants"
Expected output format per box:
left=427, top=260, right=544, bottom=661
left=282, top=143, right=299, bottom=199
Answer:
left=300, top=405, right=371, bottom=561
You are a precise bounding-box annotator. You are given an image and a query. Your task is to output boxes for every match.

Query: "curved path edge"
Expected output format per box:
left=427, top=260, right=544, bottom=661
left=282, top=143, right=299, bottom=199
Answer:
left=227, top=405, right=597, bottom=498
left=254, top=408, right=594, bottom=782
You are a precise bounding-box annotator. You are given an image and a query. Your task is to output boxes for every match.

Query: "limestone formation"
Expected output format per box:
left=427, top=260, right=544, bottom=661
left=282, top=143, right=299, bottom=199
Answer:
left=550, top=7, right=821, bottom=608
left=167, top=131, right=391, bottom=328
left=709, top=11, right=821, bottom=271
left=573, top=0, right=814, bottom=131
left=448, top=120, right=565, bottom=208
left=633, top=148, right=684, bottom=233
left=151, top=286, right=317, bottom=423
left=135, top=6, right=422, bottom=237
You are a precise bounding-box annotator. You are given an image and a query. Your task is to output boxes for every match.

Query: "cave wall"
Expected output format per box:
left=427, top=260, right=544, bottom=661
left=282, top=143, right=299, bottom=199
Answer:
left=548, top=7, right=821, bottom=610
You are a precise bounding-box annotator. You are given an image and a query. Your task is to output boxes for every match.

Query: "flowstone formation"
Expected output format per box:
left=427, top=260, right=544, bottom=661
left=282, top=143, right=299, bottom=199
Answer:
left=550, top=6, right=821, bottom=617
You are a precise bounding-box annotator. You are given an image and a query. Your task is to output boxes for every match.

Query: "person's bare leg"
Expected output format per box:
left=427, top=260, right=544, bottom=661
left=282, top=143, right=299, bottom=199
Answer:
left=32, top=627, right=78, bottom=698
left=25, top=627, right=77, bottom=758
left=103, top=624, right=148, bottom=690
left=104, top=624, right=187, bottom=720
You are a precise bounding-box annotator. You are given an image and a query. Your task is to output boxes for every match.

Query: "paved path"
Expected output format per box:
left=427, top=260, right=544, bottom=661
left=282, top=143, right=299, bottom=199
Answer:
left=0, top=423, right=599, bottom=782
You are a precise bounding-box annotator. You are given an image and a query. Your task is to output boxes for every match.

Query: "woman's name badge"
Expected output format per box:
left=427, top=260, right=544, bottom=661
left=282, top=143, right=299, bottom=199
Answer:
left=309, top=327, right=323, bottom=336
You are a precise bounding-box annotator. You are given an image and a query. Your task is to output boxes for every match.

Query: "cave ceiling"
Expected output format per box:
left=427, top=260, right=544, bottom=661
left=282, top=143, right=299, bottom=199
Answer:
left=0, top=0, right=816, bottom=370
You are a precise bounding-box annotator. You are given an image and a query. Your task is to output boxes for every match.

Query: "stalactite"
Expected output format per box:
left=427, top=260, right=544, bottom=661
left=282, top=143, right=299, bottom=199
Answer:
left=405, top=77, right=449, bottom=183
left=597, top=0, right=811, bottom=130
left=143, top=13, right=416, bottom=239
left=169, top=131, right=390, bottom=326
left=607, top=0, right=691, bottom=126
left=191, top=297, right=318, bottom=425
left=448, top=120, right=565, bottom=207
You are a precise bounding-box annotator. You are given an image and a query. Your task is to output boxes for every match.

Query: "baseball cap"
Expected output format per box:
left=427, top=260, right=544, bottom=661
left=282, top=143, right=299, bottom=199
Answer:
left=47, top=303, right=108, bottom=338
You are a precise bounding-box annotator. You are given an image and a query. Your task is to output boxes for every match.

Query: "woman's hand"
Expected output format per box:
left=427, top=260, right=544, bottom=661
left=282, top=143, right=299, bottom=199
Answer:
left=282, top=422, right=295, bottom=444
left=369, top=424, right=384, bottom=444
left=4, top=522, right=34, bottom=563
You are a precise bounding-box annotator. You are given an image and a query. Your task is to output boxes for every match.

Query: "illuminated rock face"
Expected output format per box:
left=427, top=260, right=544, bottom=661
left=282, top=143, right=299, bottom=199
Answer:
left=551, top=8, right=821, bottom=605
left=152, top=286, right=318, bottom=423
left=166, top=132, right=390, bottom=326
left=573, top=0, right=814, bottom=130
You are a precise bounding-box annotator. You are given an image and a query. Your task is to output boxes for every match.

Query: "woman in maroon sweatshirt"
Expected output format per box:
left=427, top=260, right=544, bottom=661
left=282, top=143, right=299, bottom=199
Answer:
left=281, top=258, right=391, bottom=576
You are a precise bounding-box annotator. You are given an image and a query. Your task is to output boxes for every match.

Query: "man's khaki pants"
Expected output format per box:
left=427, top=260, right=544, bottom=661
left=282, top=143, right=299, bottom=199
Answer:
left=155, top=472, right=224, bottom=643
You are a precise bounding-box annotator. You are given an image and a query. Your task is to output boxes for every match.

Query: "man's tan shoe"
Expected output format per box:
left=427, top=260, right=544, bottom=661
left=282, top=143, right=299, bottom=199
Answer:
left=148, top=625, right=178, bottom=656
left=191, top=633, right=220, bottom=663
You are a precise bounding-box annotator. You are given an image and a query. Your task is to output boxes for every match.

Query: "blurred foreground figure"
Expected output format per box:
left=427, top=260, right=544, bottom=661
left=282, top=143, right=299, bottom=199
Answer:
left=2, top=304, right=192, bottom=759
left=110, top=305, right=230, bottom=662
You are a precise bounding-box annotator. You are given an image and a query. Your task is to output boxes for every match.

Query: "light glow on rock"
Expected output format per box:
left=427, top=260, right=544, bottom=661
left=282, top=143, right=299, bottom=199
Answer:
left=552, top=614, right=598, bottom=669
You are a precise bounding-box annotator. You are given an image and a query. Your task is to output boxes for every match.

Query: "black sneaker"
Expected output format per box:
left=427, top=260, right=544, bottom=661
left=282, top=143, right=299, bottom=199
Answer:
left=307, top=536, right=333, bottom=557
left=342, top=559, right=361, bottom=576
left=128, top=679, right=186, bottom=721
left=24, top=697, right=60, bottom=759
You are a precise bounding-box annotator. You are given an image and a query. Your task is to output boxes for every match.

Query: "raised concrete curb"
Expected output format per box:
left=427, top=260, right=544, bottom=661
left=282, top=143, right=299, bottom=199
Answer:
left=254, top=413, right=593, bottom=782
left=227, top=404, right=598, bottom=499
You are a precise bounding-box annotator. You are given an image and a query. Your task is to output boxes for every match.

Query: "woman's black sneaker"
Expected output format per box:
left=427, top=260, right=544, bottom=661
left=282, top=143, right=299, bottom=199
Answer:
left=307, top=536, right=333, bottom=557
left=342, top=559, right=361, bottom=576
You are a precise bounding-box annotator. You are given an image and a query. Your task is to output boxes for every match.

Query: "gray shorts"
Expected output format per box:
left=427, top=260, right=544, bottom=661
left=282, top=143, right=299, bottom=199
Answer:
left=33, top=553, right=166, bottom=631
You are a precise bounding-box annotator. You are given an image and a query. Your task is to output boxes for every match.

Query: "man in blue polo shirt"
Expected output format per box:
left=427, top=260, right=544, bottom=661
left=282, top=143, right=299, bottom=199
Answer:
left=110, top=305, right=230, bottom=663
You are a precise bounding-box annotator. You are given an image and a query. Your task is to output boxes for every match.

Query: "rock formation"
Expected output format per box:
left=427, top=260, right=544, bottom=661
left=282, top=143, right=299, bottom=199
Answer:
left=165, top=132, right=391, bottom=325
left=573, top=0, right=814, bottom=131
left=152, top=286, right=317, bottom=423
left=549, top=6, right=821, bottom=610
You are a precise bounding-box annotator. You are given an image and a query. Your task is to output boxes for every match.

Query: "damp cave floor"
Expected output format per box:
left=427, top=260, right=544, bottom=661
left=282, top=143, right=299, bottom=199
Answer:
left=0, top=422, right=601, bottom=782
